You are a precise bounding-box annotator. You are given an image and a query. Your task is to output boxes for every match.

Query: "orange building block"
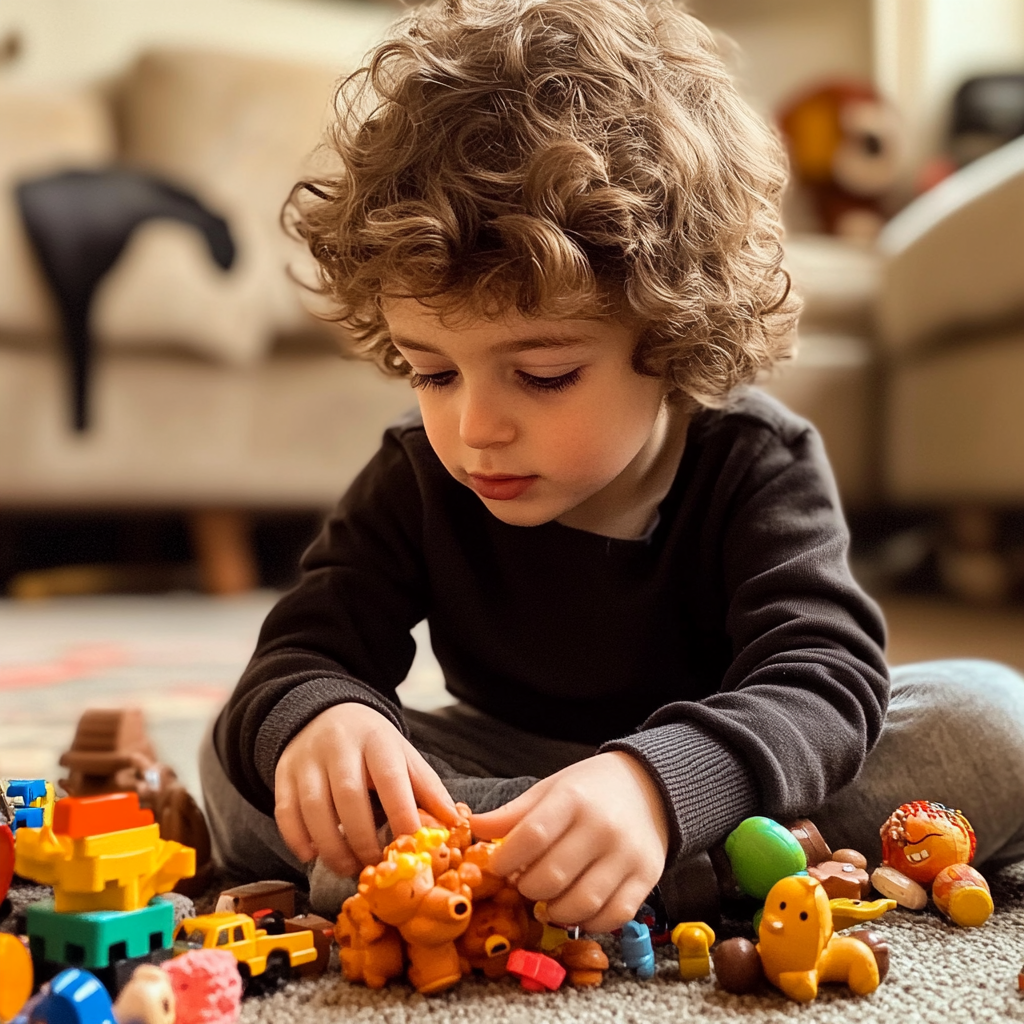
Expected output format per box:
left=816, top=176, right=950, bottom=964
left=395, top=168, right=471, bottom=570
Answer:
left=53, top=792, right=154, bottom=838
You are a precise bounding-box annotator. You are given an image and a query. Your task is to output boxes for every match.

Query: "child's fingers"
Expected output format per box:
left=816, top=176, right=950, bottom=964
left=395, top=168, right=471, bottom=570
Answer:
left=405, top=749, right=461, bottom=827
left=296, top=767, right=361, bottom=875
left=274, top=774, right=316, bottom=864
left=548, top=862, right=648, bottom=935
left=327, top=760, right=383, bottom=867
left=362, top=738, right=421, bottom=839
left=469, top=785, right=545, bottom=844
left=476, top=784, right=573, bottom=877
left=513, top=826, right=599, bottom=904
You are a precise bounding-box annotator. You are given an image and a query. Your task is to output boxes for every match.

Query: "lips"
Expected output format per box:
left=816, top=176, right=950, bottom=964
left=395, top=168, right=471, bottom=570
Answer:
left=468, top=474, right=537, bottom=500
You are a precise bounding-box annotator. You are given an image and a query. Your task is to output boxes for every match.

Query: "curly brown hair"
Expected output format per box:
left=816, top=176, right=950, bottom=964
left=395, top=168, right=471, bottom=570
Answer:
left=291, top=0, right=800, bottom=407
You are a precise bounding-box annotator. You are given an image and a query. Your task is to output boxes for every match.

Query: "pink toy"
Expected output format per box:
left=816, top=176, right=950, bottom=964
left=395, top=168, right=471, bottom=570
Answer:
left=163, top=949, right=242, bottom=1024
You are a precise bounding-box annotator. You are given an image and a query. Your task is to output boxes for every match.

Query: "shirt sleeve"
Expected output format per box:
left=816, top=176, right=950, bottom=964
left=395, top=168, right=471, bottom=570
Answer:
left=213, top=427, right=429, bottom=815
left=601, top=416, right=890, bottom=862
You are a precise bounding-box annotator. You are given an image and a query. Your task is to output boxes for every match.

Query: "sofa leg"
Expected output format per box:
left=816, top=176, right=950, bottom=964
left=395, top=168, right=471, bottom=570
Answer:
left=188, top=509, right=258, bottom=595
left=938, top=505, right=1010, bottom=605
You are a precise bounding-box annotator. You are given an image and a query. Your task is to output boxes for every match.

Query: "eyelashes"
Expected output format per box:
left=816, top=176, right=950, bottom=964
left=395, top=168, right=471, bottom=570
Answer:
left=410, top=367, right=583, bottom=393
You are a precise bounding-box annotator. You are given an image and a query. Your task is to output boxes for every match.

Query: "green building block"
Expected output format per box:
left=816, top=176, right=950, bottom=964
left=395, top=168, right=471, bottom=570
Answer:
left=724, top=816, right=807, bottom=900
left=27, top=897, right=173, bottom=969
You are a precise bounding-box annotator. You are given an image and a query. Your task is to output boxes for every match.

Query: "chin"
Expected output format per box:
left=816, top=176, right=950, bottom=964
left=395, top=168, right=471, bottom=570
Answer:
left=477, top=497, right=562, bottom=528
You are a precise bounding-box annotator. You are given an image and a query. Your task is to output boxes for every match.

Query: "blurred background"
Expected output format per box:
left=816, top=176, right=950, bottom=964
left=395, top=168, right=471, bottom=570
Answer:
left=2, top=0, right=1024, bottom=793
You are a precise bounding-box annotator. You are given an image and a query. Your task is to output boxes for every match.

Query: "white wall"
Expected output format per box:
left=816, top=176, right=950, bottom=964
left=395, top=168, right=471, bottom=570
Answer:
left=874, top=0, right=1024, bottom=176
left=689, top=0, right=874, bottom=120
left=0, top=0, right=399, bottom=87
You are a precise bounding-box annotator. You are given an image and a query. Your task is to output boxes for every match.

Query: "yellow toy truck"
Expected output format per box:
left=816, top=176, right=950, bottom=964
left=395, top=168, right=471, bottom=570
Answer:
left=173, top=911, right=318, bottom=988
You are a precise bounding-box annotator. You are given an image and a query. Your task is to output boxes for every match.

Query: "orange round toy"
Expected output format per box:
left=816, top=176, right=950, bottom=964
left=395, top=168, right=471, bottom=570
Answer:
left=880, top=801, right=976, bottom=885
left=0, top=933, right=33, bottom=1022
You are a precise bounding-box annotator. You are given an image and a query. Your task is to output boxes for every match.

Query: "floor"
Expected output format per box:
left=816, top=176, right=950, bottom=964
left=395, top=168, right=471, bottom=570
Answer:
left=1, top=591, right=1022, bottom=804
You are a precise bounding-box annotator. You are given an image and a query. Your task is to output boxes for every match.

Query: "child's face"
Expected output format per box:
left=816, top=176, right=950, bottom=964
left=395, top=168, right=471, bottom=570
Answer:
left=383, top=297, right=667, bottom=528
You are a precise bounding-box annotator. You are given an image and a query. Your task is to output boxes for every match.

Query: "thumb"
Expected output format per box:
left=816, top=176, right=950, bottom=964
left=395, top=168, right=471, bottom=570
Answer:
left=470, top=784, right=544, bottom=842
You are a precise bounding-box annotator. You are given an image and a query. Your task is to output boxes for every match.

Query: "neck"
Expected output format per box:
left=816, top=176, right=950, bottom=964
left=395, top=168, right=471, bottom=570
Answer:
left=556, top=399, right=690, bottom=540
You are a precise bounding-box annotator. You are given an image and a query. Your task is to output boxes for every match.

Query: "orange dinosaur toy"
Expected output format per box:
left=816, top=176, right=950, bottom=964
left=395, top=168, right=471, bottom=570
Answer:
left=334, top=890, right=405, bottom=989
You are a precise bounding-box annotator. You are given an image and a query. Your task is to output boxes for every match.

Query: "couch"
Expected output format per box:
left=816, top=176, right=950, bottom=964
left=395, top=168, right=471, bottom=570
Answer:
left=0, top=43, right=885, bottom=593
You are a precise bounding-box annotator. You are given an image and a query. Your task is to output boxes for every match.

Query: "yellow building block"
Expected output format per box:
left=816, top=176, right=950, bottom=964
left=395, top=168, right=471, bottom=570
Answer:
left=14, top=822, right=195, bottom=913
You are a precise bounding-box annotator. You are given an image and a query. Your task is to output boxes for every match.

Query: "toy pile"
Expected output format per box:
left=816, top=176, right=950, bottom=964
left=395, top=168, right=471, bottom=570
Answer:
left=0, top=705, right=1011, bottom=1019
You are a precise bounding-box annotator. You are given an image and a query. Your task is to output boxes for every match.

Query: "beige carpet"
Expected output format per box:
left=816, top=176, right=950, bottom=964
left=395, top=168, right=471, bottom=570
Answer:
left=235, top=862, right=1024, bottom=1023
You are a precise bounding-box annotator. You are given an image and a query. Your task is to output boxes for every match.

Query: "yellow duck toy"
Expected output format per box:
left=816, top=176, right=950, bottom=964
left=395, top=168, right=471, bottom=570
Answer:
left=757, top=875, right=880, bottom=1002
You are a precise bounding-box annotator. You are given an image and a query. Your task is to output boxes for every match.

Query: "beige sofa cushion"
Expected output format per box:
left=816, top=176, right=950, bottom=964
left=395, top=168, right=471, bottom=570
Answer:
left=112, top=48, right=342, bottom=360
left=878, top=134, right=1024, bottom=355
left=0, top=87, right=116, bottom=340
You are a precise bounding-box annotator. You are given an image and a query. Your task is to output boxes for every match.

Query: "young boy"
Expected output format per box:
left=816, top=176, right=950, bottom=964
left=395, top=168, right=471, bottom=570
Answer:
left=201, top=0, right=1024, bottom=930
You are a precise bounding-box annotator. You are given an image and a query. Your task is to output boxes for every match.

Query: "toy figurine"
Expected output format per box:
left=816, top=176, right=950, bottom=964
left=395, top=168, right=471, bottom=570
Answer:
left=112, top=965, right=175, bottom=1024
left=874, top=800, right=993, bottom=927
left=620, top=920, right=655, bottom=980
left=757, top=875, right=880, bottom=1002
left=724, top=816, right=808, bottom=901
left=554, top=939, right=608, bottom=987
left=670, top=921, right=715, bottom=981
left=335, top=891, right=406, bottom=989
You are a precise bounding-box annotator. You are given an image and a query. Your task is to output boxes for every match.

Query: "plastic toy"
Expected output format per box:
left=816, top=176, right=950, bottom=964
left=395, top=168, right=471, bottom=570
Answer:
left=0, top=934, right=34, bottom=1022
left=215, top=881, right=295, bottom=919
left=670, top=921, right=715, bottom=981
left=456, top=884, right=531, bottom=979
left=111, top=964, right=175, bottom=1024
left=847, top=930, right=890, bottom=983
left=712, top=937, right=764, bottom=995
left=506, top=949, right=565, bottom=992
left=172, top=912, right=316, bottom=991
left=828, top=897, right=896, bottom=932
left=59, top=708, right=212, bottom=897
left=14, top=968, right=115, bottom=1024
left=870, top=865, right=927, bottom=909
left=786, top=819, right=832, bottom=866
left=162, top=949, right=243, bottom=1024
left=875, top=800, right=992, bottom=927
left=3, top=781, right=51, bottom=832
left=724, top=816, right=807, bottom=901
left=757, top=875, right=880, bottom=1002
left=554, top=939, right=608, bottom=987
left=26, top=897, right=174, bottom=996
left=334, top=893, right=406, bottom=990
left=620, top=920, right=655, bottom=979
left=15, top=794, right=195, bottom=914
left=807, top=851, right=871, bottom=901
left=531, top=901, right=571, bottom=952
left=285, top=914, right=334, bottom=977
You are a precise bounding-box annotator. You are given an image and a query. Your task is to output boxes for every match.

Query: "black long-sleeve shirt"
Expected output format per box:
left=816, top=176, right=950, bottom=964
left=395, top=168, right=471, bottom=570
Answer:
left=214, top=387, right=889, bottom=860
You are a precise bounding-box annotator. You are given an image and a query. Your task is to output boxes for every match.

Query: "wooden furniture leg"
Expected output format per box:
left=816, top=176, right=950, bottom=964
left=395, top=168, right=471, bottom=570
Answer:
left=188, top=509, right=258, bottom=595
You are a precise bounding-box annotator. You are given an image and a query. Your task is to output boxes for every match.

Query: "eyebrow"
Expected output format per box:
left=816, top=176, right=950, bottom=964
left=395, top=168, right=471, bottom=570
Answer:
left=390, top=333, right=594, bottom=355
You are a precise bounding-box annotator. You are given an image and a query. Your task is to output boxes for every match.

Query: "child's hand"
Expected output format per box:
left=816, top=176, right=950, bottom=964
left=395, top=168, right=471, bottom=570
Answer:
left=470, top=751, right=670, bottom=934
left=274, top=703, right=459, bottom=877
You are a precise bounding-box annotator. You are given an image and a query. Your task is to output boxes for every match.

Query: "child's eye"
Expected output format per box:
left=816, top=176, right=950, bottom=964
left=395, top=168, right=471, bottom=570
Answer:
left=410, top=370, right=457, bottom=391
left=517, top=367, right=583, bottom=392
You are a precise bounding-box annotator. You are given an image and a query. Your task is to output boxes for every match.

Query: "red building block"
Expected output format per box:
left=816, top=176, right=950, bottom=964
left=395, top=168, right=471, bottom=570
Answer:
left=506, top=949, right=566, bottom=992
left=52, top=792, right=154, bottom=839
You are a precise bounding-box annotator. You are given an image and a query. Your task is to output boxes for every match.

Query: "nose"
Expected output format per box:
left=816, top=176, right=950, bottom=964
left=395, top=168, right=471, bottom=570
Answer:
left=459, top=384, right=516, bottom=449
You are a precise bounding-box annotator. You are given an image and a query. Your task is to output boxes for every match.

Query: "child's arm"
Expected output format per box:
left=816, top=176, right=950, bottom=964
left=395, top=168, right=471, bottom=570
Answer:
left=471, top=751, right=669, bottom=934
left=274, top=702, right=458, bottom=875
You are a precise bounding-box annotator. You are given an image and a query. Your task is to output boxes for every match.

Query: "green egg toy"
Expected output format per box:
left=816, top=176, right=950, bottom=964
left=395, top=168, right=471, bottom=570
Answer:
left=724, top=816, right=808, bottom=900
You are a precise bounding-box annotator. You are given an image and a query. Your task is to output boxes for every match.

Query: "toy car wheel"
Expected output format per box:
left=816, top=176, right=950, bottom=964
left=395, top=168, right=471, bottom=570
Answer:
left=236, top=961, right=252, bottom=994
left=264, top=950, right=292, bottom=988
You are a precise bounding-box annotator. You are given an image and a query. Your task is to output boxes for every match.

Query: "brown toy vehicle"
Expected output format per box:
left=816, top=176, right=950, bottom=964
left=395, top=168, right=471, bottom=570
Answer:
left=59, top=707, right=212, bottom=895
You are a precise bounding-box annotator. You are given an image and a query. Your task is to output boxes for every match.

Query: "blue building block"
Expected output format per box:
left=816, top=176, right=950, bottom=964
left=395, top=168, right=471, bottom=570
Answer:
left=13, top=968, right=115, bottom=1024
left=7, top=780, right=48, bottom=806
left=12, top=807, right=44, bottom=832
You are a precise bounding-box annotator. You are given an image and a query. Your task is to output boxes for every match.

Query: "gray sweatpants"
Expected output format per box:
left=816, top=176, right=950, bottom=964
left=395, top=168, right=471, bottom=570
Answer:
left=199, top=659, right=1024, bottom=922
